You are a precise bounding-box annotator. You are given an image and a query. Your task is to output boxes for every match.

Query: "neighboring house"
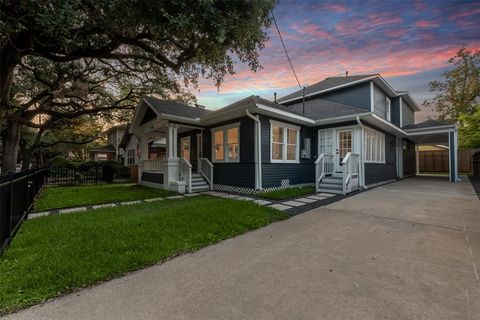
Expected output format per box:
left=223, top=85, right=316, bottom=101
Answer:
left=129, top=74, right=458, bottom=194
left=89, top=124, right=127, bottom=162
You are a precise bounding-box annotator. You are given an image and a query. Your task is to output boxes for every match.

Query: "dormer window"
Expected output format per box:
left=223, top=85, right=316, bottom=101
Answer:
left=385, top=97, right=391, bottom=121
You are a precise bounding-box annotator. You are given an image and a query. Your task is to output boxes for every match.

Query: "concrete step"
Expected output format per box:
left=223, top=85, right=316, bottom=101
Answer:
left=316, top=188, right=343, bottom=194
left=318, top=183, right=342, bottom=191
left=322, top=178, right=343, bottom=184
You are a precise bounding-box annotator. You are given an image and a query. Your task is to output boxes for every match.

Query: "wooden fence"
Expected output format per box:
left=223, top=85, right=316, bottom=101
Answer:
left=419, top=149, right=474, bottom=173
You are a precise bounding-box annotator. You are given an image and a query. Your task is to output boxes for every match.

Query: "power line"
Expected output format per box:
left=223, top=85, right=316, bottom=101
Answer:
left=272, top=13, right=303, bottom=91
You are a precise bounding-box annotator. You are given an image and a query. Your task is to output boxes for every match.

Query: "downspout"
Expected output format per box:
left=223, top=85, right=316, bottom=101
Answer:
left=356, top=116, right=366, bottom=189
left=246, top=109, right=262, bottom=190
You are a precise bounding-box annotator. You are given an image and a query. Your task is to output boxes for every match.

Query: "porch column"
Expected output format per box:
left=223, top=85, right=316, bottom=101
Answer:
left=449, top=128, right=458, bottom=182
left=164, top=124, right=182, bottom=192
left=167, top=125, right=179, bottom=160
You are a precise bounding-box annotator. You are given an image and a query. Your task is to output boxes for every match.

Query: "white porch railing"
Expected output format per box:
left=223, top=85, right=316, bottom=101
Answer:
left=143, top=159, right=165, bottom=172
left=199, top=158, right=214, bottom=190
left=179, top=158, right=192, bottom=194
left=341, top=152, right=360, bottom=195
left=315, top=153, right=334, bottom=192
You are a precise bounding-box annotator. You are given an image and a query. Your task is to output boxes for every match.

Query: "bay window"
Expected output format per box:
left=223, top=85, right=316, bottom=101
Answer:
left=270, top=120, right=300, bottom=163
left=212, top=123, right=239, bottom=162
left=364, top=128, right=385, bottom=163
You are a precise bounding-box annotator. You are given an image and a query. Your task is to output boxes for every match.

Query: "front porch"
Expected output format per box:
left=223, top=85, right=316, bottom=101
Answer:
left=135, top=123, right=213, bottom=194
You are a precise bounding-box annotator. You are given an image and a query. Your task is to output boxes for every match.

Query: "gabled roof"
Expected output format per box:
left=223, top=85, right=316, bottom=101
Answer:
left=403, top=119, right=454, bottom=130
left=213, top=95, right=304, bottom=116
left=287, top=98, right=369, bottom=120
left=278, top=74, right=376, bottom=103
left=143, top=96, right=213, bottom=120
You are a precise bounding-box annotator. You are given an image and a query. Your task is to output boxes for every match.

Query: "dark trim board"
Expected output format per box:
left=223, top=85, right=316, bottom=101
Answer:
left=142, top=172, right=164, bottom=184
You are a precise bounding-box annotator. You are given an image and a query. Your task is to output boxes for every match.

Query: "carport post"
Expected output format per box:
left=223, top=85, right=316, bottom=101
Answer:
left=415, top=145, right=419, bottom=175
left=448, top=128, right=459, bottom=182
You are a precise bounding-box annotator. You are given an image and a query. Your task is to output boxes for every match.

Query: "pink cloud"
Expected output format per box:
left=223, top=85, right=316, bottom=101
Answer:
left=318, top=3, right=348, bottom=13
left=290, top=23, right=333, bottom=40
left=368, top=13, right=403, bottom=26
left=416, top=20, right=440, bottom=28
left=449, top=7, right=480, bottom=20
left=386, top=29, right=408, bottom=37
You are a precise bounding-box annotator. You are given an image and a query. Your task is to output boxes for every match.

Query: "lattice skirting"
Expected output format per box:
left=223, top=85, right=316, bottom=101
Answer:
left=214, top=183, right=315, bottom=195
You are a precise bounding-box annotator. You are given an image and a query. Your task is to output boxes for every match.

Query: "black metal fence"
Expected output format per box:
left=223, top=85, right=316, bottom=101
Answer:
left=46, top=165, right=130, bottom=186
left=0, top=169, right=47, bottom=256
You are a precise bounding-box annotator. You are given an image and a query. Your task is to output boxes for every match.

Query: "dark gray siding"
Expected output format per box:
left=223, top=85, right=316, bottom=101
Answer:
left=362, top=122, right=397, bottom=185
left=203, top=116, right=256, bottom=188
left=313, top=82, right=371, bottom=111
left=402, top=100, right=415, bottom=126
left=403, top=138, right=416, bottom=176
left=373, top=83, right=387, bottom=119
left=391, top=97, right=401, bottom=127
left=259, top=115, right=316, bottom=188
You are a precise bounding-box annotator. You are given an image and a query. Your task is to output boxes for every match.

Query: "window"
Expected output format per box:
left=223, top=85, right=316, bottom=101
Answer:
left=180, top=137, right=190, bottom=161
left=386, top=97, right=391, bottom=121
left=127, top=149, right=135, bottom=165
left=270, top=121, right=300, bottom=163
left=364, top=128, right=385, bottom=163
left=211, top=123, right=239, bottom=162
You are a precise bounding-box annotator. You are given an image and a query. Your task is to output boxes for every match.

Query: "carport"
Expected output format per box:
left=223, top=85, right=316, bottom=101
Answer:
left=403, top=120, right=458, bottom=182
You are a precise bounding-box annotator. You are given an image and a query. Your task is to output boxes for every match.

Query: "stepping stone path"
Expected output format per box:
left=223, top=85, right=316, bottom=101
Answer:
left=28, top=189, right=338, bottom=220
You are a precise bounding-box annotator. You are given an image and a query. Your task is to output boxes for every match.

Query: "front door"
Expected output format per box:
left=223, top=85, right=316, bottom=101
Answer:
left=336, top=129, right=353, bottom=172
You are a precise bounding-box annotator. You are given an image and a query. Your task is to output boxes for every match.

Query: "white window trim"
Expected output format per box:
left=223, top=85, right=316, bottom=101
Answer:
left=269, top=120, right=300, bottom=164
left=386, top=97, right=391, bottom=122
left=210, top=122, right=240, bottom=163
left=363, top=127, right=385, bottom=164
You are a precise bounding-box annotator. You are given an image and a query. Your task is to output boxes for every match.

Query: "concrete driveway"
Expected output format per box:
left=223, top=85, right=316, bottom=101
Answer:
left=5, top=177, right=480, bottom=320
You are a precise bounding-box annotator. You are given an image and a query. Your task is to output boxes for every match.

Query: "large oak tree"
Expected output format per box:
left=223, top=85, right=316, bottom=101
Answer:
left=0, top=0, right=275, bottom=172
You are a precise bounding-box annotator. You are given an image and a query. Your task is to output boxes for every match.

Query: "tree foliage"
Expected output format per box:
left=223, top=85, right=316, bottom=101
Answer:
left=424, top=46, right=480, bottom=148
left=0, top=0, right=275, bottom=171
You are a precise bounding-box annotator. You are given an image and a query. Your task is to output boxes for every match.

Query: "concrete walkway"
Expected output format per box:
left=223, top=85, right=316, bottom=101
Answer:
left=6, top=177, right=480, bottom=320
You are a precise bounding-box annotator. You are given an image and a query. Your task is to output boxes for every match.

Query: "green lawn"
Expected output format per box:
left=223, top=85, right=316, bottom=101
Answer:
left=0, top=196, right=287, bottom=315
left=256, top=186, right=315, bottom=200
left=34, top=183, right=174, bottom=211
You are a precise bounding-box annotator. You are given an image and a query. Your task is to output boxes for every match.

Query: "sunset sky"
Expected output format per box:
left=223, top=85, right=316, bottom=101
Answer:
left=195, top=0, right=480, bottom=122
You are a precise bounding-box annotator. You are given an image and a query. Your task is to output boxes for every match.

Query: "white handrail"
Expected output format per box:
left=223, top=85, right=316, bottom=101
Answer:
left=199, top=158, right=214, bottom=190
left=315, top=153, right=334, bottom=192
left=179, top=158, right=192, bottom=194
left=341, top=152, right=360, bottom=195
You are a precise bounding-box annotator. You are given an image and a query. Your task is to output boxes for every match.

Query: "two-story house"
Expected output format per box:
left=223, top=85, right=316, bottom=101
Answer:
left=89, top=124, right=128, bottom=162
left=128, top=74, right=458, bottom=194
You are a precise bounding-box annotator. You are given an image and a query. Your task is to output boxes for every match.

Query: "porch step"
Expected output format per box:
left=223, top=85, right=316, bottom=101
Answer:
left=188, top=173, right=210, bottom=193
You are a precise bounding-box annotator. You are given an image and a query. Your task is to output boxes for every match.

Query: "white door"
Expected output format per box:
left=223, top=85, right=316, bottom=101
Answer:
left=336, top=129, right=353, bottom=172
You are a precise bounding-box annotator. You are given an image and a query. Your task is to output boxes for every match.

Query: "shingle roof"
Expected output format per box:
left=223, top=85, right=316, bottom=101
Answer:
left=402, top=119, right=453, bottom=130
left=218, top=95, right=304, bottom=116
left=286, top=99, right=368, bottom=120
left=278, top=74, right=376, bottom=103
left=143, top=96, right=213, bottom=119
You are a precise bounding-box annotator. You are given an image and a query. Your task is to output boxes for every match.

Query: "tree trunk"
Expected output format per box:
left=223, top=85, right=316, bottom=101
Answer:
left=21, top=143, right=31, bottom=171
left=2, top=120, right=22, bottom=173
